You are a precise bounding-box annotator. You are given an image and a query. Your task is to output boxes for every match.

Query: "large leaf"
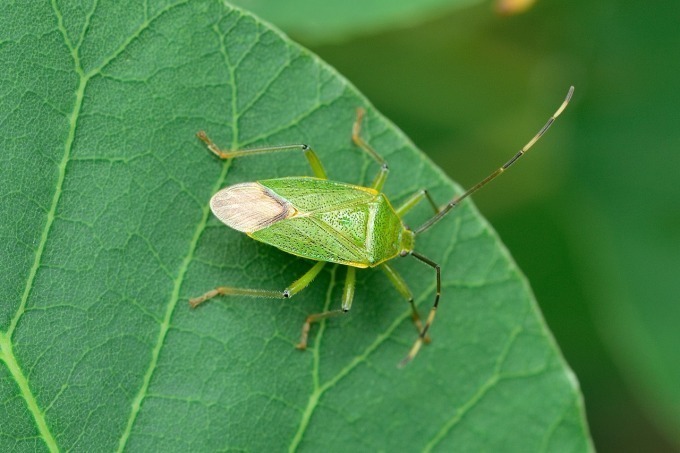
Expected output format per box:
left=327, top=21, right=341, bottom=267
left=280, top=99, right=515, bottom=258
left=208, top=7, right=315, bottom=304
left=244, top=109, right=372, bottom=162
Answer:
left=0, top=1, right=591, bottom=451
left=307, top=2, right=680, bottom=448
left=229, top=0, right=484, bottom=43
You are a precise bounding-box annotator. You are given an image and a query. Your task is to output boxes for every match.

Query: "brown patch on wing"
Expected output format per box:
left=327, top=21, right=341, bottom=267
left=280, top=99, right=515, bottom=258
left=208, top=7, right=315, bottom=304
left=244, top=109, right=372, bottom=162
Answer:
left=210, top=182, right=296, bottom=233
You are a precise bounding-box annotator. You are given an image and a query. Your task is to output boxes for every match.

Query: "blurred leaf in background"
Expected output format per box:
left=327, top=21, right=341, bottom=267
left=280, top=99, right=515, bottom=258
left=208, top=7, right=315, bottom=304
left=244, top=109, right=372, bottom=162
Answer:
left=242, top=0, right=680, bottom=451
left=230, top=0, right=483, bottom=43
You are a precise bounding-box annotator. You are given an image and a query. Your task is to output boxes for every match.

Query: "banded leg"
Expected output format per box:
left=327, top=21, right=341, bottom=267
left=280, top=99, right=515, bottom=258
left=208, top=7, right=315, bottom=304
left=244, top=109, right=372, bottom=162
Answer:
left=399, top=252, right=441, bottom=368
left=197, top=131, right=327, bottom=179
left=352, top=108, right=389, bottom=191
left=297, top=266, right=356, bottom=350
left=396, top=189, right=440, bottom=218
left=189, top=261, right=326, bottom=308
left=380, top=263, right=431, bottom=343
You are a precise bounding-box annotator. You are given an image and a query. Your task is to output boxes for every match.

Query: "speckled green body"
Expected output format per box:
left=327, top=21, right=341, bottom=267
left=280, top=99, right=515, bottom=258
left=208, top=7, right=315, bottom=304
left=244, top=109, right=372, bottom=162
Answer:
left=249, top=177, right=414, bottom=268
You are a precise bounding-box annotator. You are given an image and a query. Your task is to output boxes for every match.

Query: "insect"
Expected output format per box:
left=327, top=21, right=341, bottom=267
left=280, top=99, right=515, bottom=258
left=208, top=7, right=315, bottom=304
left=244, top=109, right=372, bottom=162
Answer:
left=190, top=86, right=574, bottom=367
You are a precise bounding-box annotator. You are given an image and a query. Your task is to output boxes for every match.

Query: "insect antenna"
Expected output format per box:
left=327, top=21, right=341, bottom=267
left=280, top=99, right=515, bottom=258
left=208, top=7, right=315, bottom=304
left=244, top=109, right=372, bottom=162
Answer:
left=415, top=86, right=574, bottom=235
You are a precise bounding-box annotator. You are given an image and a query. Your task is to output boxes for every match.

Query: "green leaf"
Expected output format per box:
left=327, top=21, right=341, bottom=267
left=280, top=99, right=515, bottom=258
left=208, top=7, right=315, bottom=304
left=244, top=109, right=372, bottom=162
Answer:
left=0, top=1, right=592, bottom=451
left=229, top=0, right=484, bottom=43
left=315, top=2, right=680, bottom=447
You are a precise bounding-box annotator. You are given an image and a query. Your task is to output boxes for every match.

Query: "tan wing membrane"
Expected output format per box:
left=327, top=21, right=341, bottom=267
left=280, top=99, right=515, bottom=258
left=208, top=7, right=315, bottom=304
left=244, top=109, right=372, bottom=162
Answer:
left=210, top=182, right=295, bottom=233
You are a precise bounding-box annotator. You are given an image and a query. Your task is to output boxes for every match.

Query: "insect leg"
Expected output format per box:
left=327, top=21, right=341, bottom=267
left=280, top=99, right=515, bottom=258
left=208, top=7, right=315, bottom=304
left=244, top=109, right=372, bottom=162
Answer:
left=352, top=108, right=389, bottom=191
left=189, top=261, right=326, bottom=308
left=398, top=252, right=441, bottom=368
left=296, top=266, right=356, bottom=350
left=395, top=189, right=440, bottom=217
left=196, top=131, right=327, bottom=179
left=380, top=263, right=431, bottom=343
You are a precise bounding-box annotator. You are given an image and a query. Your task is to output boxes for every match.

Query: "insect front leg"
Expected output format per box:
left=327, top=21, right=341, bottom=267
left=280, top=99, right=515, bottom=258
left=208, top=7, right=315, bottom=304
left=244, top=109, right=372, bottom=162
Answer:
left=399, top=252, right=441, bottom=368
left=296, top=266, right=356, bottom=350
left=380, top=263, right=431, bottom=343
left=351, top=108, right=389, bottom=191
left=196, top=131, right=328, bottom=179
left=189, top=261, right=326, bottom=308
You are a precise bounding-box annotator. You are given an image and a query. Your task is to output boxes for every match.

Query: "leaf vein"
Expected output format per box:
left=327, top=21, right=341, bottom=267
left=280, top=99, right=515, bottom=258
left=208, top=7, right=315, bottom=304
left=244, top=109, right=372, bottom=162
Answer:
left=0, top=338, right=59, bottom=452
left=422, top=325, right=523, bottom=451
left=0, top=16, right=94, bottom=444
left=115, top=159, right=233, bottom=452
left=237, top=50, right=298, bottom=119
left=75, top=0, right=99, bottom=53
left=50, top=0, right=79, bottom=70
left=86, top=0, right=191, bottom=78
left=117, top=5, right=243, bottom=448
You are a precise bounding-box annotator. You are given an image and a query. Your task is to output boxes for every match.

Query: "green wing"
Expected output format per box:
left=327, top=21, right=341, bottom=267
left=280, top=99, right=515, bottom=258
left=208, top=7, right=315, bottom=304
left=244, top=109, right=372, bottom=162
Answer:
left=259, top=177, right=377, bottom=212
left=250, top=178, right=402, bottom=267
left=250, top=214, right=371, bottom=267
left=252, top=178, right=373, bottom=266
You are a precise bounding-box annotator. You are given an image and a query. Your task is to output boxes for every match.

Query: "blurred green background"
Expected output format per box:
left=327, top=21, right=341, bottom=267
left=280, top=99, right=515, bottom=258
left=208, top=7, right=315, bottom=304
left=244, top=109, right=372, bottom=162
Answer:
left=233, top=0, right=680, bottom=451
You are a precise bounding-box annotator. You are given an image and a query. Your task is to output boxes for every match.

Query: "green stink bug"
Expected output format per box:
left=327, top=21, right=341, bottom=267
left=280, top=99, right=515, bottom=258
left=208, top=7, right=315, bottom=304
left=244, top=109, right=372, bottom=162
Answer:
left=190, top=87, right=574, bottom=366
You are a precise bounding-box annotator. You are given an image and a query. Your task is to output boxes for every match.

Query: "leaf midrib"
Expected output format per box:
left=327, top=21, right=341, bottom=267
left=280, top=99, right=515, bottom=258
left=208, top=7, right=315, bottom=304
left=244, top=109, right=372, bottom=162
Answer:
left=0, top=2, right=88, bottom=450
left=0, top=1, right=192, bottom=451
left=117, top=7, right=243, bottom=450
left=116, top=159, right=234, bottom=451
